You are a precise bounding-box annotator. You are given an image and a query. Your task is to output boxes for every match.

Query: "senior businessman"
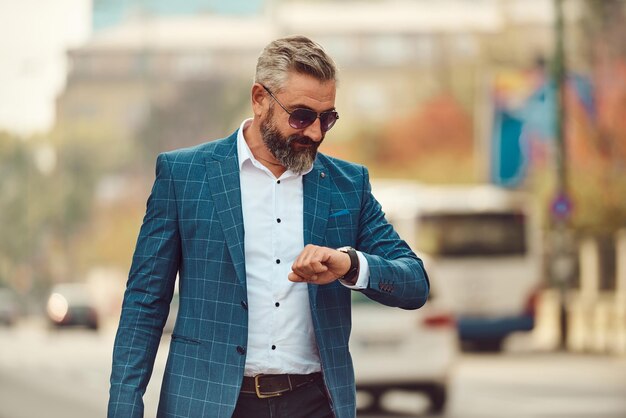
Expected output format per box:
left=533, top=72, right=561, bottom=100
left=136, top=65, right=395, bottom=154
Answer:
left=109, top=34, right=429, bottom=418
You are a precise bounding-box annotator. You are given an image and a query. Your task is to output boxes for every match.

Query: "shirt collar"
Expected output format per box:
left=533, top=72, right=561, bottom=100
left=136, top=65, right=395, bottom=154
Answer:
left=236, top=118, right=314, bottom=177
left=236, top=118, right=254, bottom=171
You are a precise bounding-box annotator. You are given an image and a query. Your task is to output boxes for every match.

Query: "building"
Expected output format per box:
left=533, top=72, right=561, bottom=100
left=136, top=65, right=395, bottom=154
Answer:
left=55, top=0, right=580, bottom=148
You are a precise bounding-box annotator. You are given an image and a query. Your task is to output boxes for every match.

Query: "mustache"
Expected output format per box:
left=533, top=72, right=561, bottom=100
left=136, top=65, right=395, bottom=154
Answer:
left=287, top=135, right=319, bottom=147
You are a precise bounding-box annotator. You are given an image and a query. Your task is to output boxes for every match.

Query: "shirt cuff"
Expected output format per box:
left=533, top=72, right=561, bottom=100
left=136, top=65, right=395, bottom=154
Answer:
left=340, top=251, right=369, bottom=290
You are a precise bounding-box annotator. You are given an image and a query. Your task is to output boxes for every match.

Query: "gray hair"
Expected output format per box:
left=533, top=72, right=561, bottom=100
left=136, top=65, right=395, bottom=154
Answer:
left=254, top=35, right=337, bottom=92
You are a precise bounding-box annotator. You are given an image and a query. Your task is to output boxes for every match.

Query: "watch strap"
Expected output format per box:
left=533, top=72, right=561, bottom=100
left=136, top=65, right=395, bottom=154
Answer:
left=337, top=247, right=359, bottom=286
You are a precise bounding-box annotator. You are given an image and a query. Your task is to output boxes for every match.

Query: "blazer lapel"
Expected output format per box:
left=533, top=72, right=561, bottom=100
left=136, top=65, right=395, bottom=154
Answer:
left=303, top=158, right=331, bottom=245
left=205, top=132, right=247, bottom=288
left=303, top=158, right=331, bottom=308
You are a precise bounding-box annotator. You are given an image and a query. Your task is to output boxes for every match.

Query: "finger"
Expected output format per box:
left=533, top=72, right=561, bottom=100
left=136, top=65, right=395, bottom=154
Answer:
left=291, top=247, right=311, bottom=271
left=310, top=260, right=329, bottom=274
left=288, top=272, right=307, bottom=282
left=299, top=245, right=321, bottom=266
left=295, top=262, right=327, bottom=279
left=292, top=248, right=321, bottom=276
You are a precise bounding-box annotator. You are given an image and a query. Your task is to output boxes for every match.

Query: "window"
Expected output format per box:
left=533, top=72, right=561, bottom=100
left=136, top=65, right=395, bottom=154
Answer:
left=417, top=212, right=527, bottom=257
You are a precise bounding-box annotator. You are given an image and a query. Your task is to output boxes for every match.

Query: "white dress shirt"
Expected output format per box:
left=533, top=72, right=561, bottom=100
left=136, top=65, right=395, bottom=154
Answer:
left=237, top=119, right=369, bottom=376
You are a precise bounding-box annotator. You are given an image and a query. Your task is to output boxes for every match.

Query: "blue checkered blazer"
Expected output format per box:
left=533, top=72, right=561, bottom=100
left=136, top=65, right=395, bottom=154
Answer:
left=108, top=130, right=429, bottom=418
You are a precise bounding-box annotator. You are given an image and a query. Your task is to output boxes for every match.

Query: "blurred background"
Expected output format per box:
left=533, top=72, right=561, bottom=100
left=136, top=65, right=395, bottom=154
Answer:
left=1, top=0, right=626, bottom=417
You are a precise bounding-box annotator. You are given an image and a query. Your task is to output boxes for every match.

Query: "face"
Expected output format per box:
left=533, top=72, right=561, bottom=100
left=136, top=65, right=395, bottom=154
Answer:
left=260, top=73, right=336, bottom=174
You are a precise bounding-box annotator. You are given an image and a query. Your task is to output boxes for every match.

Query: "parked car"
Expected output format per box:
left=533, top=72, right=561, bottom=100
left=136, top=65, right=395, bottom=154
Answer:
left=0, top=288, right=20, bottom=326
left=46, top=283, right=99, bottom=330
left=350, top=291, right=458, bottom=415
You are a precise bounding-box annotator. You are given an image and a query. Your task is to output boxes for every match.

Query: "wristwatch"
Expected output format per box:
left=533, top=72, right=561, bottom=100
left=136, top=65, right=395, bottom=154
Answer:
left=337, top=246, right=359, bottom=286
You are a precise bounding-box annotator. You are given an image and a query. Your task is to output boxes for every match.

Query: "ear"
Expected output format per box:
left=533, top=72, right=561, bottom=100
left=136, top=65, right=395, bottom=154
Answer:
left=251, top=83, right=267, bottom=117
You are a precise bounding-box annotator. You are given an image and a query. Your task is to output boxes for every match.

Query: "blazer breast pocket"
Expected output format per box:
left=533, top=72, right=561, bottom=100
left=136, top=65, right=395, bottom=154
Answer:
left=325, top=209, right=357, bottom=248
left=327, top=209, right=352, bottom=228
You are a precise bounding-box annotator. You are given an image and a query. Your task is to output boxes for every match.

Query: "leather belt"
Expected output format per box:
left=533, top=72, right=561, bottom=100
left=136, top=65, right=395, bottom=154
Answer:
left=240, top=373, right=322, bottom=398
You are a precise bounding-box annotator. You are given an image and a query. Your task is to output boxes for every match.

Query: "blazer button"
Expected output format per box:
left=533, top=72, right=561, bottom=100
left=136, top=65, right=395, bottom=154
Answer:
left=236, top=346, right=246, bottom=355
left=241, top=300, right=248, bottom=310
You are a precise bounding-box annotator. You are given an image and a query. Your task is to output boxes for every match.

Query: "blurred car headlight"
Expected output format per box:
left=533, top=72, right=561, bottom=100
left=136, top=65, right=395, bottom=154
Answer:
left=47, top=293, right=69, bottom=322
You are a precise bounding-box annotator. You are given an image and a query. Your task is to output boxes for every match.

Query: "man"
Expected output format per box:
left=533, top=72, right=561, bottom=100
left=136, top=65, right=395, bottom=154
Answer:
left=109, top=35, right=429, bottom=418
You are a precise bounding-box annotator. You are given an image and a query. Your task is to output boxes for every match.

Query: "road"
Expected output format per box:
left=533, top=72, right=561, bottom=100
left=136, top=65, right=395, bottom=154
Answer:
left=1, top=320, right=625, bottom=418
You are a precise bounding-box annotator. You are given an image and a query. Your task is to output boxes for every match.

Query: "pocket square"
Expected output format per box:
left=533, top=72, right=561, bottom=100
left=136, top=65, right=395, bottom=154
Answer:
left=329, top=209, right=350, bottom=218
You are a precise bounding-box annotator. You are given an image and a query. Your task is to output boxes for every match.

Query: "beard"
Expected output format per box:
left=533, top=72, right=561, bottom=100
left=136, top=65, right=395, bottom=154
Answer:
left=260, top=107, right=322, bottom=175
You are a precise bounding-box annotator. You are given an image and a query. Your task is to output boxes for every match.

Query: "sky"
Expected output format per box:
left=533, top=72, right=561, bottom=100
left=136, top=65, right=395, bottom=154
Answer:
left=93, top=0, right=264, bottom=31
left=0, top=0, right=92, bottom=136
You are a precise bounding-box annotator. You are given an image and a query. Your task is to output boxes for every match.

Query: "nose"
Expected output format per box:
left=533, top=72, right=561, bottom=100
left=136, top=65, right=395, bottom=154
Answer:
left=302, top=118, right=324, bottom=143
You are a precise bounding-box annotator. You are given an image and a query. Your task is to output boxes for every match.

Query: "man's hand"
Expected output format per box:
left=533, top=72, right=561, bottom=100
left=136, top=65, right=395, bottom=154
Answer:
left=288, top=244, right=351, bottom=284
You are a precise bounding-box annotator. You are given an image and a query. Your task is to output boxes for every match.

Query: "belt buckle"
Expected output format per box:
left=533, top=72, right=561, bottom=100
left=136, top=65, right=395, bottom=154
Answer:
left=254, top=374, right=283, bottom=399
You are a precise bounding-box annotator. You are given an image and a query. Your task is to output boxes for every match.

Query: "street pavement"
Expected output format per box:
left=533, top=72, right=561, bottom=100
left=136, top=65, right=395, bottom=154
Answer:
left=1, top=319, right=625, bottom=418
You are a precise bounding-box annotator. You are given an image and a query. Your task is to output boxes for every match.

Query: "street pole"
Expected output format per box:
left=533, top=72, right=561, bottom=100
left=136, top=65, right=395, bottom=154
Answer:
left=551, top=0, right=573, bottom=350
left=554, top=1, right=566, bottom=187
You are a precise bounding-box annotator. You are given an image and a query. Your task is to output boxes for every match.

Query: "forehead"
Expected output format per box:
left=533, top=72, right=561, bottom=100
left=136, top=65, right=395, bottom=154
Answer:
left=279, top=72, right=336, bottom=109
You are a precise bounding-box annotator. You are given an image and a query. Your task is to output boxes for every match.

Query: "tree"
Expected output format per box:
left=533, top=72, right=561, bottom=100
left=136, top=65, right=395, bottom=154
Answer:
left=567, top=0, right=626, bottom=234
left=136, top=77, right=250, bottom=167
left=373, top=93, right=475, bottom=182
left=0, top=132, right=57, bottom=294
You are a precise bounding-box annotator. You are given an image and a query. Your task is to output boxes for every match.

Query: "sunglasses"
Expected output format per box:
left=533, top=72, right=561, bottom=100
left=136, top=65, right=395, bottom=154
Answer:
left=262, top=85, right=339, bottom=132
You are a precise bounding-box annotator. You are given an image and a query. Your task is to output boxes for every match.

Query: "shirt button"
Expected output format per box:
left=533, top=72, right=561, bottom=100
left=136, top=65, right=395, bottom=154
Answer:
left=271, top=345, right=276, bottom=350
left=236, top=346, right=246, bottom=355
left=276, top=218, right=281, bottom=223
left=276, top=180, right=281, bottom=184
left=241, top=300, right=248, bottom=310
left=276, top=259, right=280, bottom=264
left=275, top=302, right=280, bottom=307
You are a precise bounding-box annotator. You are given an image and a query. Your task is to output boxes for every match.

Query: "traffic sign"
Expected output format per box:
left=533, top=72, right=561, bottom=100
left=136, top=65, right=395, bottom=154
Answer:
left=551, top=192, right=572, bottom=220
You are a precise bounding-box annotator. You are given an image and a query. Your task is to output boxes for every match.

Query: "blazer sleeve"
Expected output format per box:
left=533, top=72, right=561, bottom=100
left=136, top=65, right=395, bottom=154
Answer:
left=355, top=166, right=430, bottom=310
left=108, top=153, right=181, bottom=418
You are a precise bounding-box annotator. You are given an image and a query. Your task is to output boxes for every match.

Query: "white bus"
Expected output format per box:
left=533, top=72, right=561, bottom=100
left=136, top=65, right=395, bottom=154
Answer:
left=372, top=180, right=543, bottom=351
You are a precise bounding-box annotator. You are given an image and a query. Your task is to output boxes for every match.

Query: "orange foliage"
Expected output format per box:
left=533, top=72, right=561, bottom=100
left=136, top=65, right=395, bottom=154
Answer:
left=568, top=60, right=626, bottom=170
left=378, top=93, right=474, bottom=165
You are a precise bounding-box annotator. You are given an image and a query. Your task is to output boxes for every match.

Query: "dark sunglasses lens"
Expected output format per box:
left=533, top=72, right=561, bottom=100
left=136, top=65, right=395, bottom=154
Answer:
left=289, top=109, right=317, bottom=129
left=320, top=112, right=338, bottom=132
